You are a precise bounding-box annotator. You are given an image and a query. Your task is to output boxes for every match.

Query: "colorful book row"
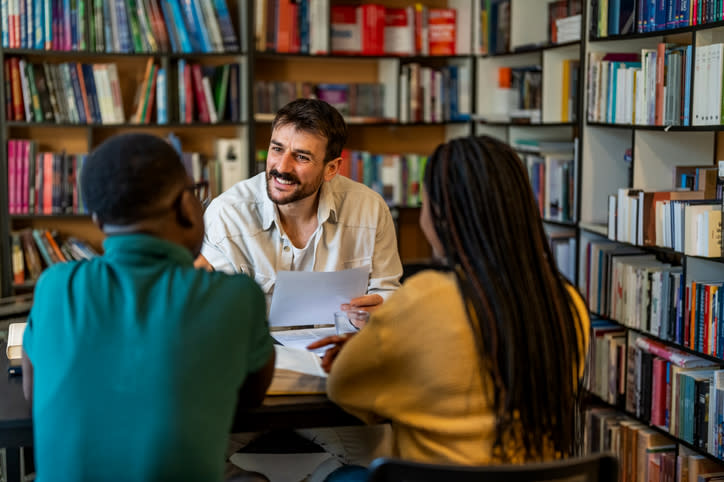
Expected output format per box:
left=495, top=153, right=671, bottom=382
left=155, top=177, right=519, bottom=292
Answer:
left=0, top=0, right=238, bottom=53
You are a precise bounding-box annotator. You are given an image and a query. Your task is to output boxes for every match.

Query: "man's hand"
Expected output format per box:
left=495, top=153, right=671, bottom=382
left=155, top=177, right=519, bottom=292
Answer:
left=194, top=254, right=214, bottom=271
left=341, top=294, right=383, bottom=313
left=307, top=334, right=355, bottom=373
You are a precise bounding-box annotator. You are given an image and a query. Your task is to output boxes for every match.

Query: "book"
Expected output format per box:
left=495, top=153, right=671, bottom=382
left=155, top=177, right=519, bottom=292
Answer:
left=6, top=321, right=27, bottom=373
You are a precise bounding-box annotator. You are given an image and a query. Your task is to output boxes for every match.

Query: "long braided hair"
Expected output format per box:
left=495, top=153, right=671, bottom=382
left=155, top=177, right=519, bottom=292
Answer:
left=423, top=135, right=585, bottom=461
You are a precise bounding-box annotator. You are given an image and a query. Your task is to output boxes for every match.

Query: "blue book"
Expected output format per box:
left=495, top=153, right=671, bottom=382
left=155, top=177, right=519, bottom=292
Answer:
left=638, top=0, right=646, bottom=31
left=683, top=44, right=692, bottom=125
left=156, top=67, right=167, bottom=124
left=115, top=0, right=132, bottom=52
left=665, top=0, right=676, bottom=28
left=298, top=0, right=309, bottom=54
left=609, top=0, right=621, bottom=35
left=648, top=0, right=656, bottom=31
left=33, top=0, right=43, bottom=48
left=70, top=0, right=77, bottom=50
left=188, top=0, right=211, bottom=52
left=166, top=0, right=192, bottom=52
left=679, top=0, right=689, bottom=27
left=177, top=59, right=186, bottom=120
left=81, top=64, right=101, bottom=123
left=655, top=0, right=666, bottom=30
left=449, top=65, right=460, bottom=120
left=67, top=63, right=87, bottom=123
left=159, top=0, right=179, bottom=52
left=212, top=0, right=237, bottom=51
left=19, top=0, right=26, bottom=48
left=62, top=0, right=70, bottom=48
left=1, top=0, right=9, bottom=47
left=177, top=0, right=202, bottom=51
left=103, top=0, right=113, bottom=51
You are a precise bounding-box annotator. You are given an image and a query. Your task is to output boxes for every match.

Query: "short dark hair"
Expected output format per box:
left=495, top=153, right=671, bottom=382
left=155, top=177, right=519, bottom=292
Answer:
left=80, top=133, right=189, bottom=225
left=271, top=98, right=348, bottom=163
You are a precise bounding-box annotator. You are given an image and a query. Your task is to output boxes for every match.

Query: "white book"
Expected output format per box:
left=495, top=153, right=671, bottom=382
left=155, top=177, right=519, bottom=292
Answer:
left=105, top=63, right=125, bottom=123
left=201, top=76, right=218, bottom=123
left=711, top=43, right=724, bottom=125
left=617, top=188, right=629, bottom=242
left=434, top=70, right=443, bottom=122
left=615, top=66, right=626, bottom=124
left=693, top=44, right=709, bottom=125
left=448, top=0, right=471, bottom=55
left=215, top=138, right=245, bottom=192
left=421, top=66, right=432, bottom=123
left=458, top=64, right=471, bottom=116
left=383, top=6, right=414, bottom=55
left=17, top=59, right=33, bottom=121
left=599, top=60, right=610, bottom=122
left=634, top=69, right=644, bottom=125
left=399, top=65, right=409, bottom=123
left=6, top=322, right=27, bottom=360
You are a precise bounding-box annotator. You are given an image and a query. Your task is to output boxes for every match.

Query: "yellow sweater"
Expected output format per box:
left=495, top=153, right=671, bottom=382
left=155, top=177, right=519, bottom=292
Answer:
left=327, top=270, right=589, bottom=465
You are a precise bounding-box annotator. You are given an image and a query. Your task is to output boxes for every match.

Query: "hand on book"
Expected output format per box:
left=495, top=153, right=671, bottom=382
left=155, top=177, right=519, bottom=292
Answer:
left=307, top=334, right=355, bottom=373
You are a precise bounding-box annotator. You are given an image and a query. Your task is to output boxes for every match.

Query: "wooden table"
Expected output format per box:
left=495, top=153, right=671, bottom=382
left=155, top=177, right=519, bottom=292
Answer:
left=0, top=342, right=359, bottom=481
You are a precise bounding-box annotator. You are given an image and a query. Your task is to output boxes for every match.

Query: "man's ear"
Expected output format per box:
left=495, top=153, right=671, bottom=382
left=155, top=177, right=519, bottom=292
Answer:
left=324, top=156, right=342, bottom=181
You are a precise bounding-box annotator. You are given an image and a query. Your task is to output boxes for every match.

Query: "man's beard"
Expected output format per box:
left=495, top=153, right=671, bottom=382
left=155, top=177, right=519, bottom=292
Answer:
left=266, top=168, right=324, bottom=205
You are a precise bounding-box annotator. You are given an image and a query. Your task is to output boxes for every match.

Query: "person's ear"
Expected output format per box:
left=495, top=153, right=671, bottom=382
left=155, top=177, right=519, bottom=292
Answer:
left=176, top=190, right=199, bottom=229
left=324, top=156, right=342, bottom=181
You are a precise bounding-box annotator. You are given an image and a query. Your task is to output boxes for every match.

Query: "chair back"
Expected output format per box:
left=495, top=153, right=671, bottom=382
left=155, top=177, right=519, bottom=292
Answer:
left=367, top=453, right=618, bottom=482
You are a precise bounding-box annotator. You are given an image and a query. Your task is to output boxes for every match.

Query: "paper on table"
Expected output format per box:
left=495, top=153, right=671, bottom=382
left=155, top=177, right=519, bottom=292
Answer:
left=268, top=266, right=369, bottom=327
left=229, top=453, right=335, bottom=482
left=268, top=345, right=327, bottom=395
left=274, top=345, right=327, bottom=378
left=272, top=327, right=337, bottom=355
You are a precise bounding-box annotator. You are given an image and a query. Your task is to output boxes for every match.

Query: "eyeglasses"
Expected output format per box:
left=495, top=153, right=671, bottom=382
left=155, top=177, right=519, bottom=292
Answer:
left=189, top=181, right=211, bottom=211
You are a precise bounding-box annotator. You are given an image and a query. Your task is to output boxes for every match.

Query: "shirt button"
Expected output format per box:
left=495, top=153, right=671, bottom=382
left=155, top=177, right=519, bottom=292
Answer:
left=283, top=246, right=290, bottom=252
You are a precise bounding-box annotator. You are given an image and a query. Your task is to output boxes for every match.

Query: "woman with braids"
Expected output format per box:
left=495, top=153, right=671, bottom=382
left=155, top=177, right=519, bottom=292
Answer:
left=308, top=135, right=589, bottom=478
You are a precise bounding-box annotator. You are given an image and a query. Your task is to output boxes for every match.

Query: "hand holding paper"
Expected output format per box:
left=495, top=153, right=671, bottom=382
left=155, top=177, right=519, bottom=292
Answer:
left=268, top=266, right=370, bottom=327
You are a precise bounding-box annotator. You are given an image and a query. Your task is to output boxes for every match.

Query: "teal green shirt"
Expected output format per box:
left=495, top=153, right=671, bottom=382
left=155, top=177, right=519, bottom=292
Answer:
left=24, top=234, right=273, bottom=482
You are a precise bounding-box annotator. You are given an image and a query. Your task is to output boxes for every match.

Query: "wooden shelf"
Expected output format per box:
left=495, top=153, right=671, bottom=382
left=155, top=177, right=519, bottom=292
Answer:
left=5, top=122, right=246, bottom=128
left=586, top=122, right=724, bottom=132
left=481, top=40, right=581, bottom=58
left=254, top=51, right=471, bottom=61
left=255, top=113, right=469, bottom=126
left=586, top=392, right=724, bottom=466
left=1, top=48, right=246, bottom=58
left=587, top=20, right=724, bottom=43
left=594, top=315, right=724, bottom=366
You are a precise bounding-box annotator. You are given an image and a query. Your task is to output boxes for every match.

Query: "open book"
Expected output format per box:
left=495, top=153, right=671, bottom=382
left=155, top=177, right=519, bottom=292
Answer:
left=267, top=345, right=327, bottom=395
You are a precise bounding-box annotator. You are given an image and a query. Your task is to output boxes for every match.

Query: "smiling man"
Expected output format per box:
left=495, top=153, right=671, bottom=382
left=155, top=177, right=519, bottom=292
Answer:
left=196, top=99, right=402, bottom=312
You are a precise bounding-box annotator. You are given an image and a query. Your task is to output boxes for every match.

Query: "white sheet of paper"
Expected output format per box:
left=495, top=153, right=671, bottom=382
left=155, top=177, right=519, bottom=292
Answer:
left=272, top=327, right=337, bottom=355
left=268, top=266, right=369, bottom=326
left=274, top=345, right=327, bottom=378
left=230, top=453, right=335, bottom=482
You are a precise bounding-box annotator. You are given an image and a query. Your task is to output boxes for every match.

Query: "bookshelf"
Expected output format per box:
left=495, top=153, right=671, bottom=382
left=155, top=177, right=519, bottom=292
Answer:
left=0, top=0, right=254, bottom=296
left=252, top=0, right=483, bottom=263
left=474, top=0, right=583, bottom=283
left=579, top=0, right=724, bottom=473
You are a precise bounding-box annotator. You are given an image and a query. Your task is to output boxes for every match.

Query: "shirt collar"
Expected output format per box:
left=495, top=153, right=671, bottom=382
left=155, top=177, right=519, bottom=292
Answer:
left=102, top=234, right=194, bottom=265
left=259, top=175, right=339, bottom=231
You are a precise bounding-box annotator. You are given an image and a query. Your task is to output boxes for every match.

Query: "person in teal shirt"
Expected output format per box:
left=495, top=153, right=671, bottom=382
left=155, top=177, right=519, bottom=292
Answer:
left=22, top=133, right=275, bottom=482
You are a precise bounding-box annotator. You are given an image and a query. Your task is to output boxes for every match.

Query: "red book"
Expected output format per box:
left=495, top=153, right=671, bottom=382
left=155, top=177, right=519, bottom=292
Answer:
left=276, top=0, right=294, bottom=53
left=428, top=8, right=456, bottom=56
left=19, top=140, right=28, bottom=214
left=384, top=7, right=414, bottom=55
left=338, top=149, right=351, bottom=178
left=8, top=140, right=17, bottom=214
left=43, top=153, right=53, bottom=215
left=191, top=64, right=210, bottom=123
left=10, top=58, right=24, bottom=121
left=650, top=357, right=667, bottom=426
left=360, top=4, right=386, bottom=55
